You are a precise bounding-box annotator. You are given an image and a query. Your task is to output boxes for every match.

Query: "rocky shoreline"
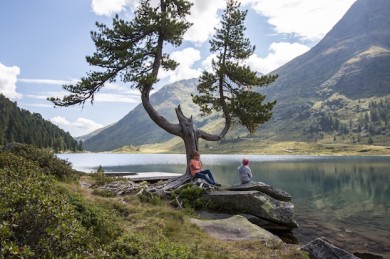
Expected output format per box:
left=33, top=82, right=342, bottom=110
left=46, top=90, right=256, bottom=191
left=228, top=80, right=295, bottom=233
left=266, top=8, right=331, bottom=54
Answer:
left=88, top=176, right=385, bottom=259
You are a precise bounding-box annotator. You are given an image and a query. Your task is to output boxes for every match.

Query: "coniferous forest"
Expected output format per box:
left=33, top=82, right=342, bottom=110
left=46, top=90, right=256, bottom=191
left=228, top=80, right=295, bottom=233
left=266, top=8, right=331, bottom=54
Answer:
left=0, top=94, right=81, bottom=152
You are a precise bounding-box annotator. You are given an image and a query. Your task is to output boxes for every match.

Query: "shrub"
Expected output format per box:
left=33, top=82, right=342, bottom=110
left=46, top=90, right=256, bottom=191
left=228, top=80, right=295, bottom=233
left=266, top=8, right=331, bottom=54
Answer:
left=173, top=185, right=207, bottom=210
left=138, top=192, right=165, bottom=206
left=66, top=191, right=122, bottom=245
left=107, top=233, right=201, bottom=258
left=0, top=153, right=94, bottom=257
left=91, top=165, right=115, bottom=186
left=92, top=188, right=116, bottom=197
left=1, top=142, right=78, bottom=181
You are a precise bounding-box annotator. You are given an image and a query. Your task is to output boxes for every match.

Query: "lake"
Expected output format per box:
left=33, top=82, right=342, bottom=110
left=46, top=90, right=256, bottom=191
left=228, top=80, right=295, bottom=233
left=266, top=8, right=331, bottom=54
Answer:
left=57, top=153, right=390, bottom=257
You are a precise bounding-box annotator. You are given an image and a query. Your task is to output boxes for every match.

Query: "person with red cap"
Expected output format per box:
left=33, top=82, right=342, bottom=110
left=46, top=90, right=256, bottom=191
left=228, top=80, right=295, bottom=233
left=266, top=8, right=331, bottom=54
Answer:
left=237, top=158, right=253, bottom=184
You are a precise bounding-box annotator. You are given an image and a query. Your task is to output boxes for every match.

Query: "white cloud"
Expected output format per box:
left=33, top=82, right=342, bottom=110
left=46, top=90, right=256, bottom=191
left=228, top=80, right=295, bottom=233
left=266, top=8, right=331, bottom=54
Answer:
left=246, top=42, right=310, bottom=74
left=202, top=53, right=217, bottom=73
left=160, top=48, right=202, bottom=82
left=51, top=116, right=71, bottom=126
left=73, top=118, right=104, bottom=131
left=244, top=0, right=356, bottom=41
left=90, top=0, right=225, bottom=44
left=91, top=0, right=136, bottom=16
left=184, top=0, right=225, bottom=44
left=51, top=116, right=104, bottom=136
left=95, top=92, right=140, bottom=103
left=19, top=78, right=76, bottom=85
left=0, top=63, right=22, bottom=100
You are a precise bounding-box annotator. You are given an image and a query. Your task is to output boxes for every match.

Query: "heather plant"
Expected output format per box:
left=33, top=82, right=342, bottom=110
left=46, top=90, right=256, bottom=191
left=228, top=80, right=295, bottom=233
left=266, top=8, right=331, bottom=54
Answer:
left=0, top=153, right=94, bottom=257
left=1, top=142, right=79, bottom=181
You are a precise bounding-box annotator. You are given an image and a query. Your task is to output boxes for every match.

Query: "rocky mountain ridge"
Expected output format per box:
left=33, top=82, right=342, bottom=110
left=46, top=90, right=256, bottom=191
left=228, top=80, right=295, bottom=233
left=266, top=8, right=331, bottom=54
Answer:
left=83, top=0, right=390, bottom=151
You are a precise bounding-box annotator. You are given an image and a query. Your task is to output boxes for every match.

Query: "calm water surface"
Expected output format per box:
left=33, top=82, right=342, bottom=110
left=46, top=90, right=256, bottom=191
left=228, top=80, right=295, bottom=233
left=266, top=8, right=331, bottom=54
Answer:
left=58, top=153, right=390, bottom=257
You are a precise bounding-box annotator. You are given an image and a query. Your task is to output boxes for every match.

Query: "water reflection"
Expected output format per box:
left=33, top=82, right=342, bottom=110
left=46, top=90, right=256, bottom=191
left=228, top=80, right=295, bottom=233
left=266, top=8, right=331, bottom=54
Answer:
left=57, top=154, right=390, bottom=256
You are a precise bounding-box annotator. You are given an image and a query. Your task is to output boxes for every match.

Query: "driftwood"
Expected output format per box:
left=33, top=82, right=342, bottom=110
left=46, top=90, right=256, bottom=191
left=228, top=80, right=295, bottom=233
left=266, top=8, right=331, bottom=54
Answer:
left=161, top=174, right=192, bottom=191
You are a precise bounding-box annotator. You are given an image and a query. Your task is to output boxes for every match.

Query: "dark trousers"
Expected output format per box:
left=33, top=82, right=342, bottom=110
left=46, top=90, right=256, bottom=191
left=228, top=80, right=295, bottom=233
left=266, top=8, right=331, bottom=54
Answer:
left=194, top=169, right=216, bottom=185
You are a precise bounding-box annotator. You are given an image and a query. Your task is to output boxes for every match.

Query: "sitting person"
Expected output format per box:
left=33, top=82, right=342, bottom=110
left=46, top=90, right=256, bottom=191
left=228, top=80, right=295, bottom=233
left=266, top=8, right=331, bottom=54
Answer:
left=237, top=158, right=254, bottom=184
left=189, top=151, right=221, bottom=187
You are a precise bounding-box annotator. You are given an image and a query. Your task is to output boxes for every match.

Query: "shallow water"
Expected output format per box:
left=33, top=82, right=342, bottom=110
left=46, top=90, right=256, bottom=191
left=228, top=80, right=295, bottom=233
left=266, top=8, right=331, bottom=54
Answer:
left=58, top=153, right=390, bottom=257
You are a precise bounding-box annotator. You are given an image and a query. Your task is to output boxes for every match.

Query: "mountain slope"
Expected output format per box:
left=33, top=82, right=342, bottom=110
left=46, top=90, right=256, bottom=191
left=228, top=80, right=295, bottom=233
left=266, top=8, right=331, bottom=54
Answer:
left=0, top=94, right=80, bottom=151
left=84, top=78, right=209, bottom=151
left=255, top=0, right=390, bottom=141
left=84, top=0, right=390, bottom=151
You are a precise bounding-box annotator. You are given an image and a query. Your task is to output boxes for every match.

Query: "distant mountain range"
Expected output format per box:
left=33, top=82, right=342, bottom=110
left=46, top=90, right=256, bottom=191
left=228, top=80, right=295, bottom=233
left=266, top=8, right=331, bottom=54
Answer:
left=83, top=79, right=211, bottom=151
left=83, top=0, right=390, bottom=151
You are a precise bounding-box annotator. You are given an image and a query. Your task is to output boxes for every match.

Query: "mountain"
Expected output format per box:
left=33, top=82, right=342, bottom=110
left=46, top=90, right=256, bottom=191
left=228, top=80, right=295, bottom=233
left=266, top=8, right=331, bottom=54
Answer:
left=0, top=94, right=80, bottom=151
left=84, top=0, right=390, bottom=151
left=83, top=78, right=213, bottom=151
left=256, top=0, right=390, bottom=142
left=75, top=123, right=114, bottom=142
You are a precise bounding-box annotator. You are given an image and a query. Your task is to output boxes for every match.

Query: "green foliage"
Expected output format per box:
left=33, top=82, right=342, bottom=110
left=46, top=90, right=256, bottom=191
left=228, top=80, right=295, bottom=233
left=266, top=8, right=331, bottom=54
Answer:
left=0, top=94, right=81, bottom=151
left=0, top=153, right=94, bottom=257
left=92, top=165, right=114, bottom=186
left=0, top=148, right=123, bottom=257
left=107, top=233, right=201, bottom=258
left=66, top=191, right=122, bottom=245
left=49, top=0, right=193, bottom=107
left=1, top=142, right=79, bottom=181
left=192, top=0, right=276, bottom=134
left=138, top=192, right=165, bottom=206
left=92, top=188, right=116, bottom=197
left=173, top=185, right=207, bottom=210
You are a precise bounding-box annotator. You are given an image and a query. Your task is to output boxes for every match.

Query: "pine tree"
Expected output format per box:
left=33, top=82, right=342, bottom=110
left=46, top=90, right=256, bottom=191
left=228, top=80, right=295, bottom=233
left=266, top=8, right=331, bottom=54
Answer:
left=48, top=0, right=276, bottom=183
left=193, top=0, right=276, bottom=134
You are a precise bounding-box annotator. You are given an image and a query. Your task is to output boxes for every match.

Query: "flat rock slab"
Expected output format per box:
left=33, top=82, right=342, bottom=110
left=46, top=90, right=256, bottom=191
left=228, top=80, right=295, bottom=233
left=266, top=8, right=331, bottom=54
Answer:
left=191, top=215, right=282, bottom=243
left=301, top=238, right=359, bottom=259
left=226, top=182, right=292, bottom=202
left=204, top=190, right=298, bottom=229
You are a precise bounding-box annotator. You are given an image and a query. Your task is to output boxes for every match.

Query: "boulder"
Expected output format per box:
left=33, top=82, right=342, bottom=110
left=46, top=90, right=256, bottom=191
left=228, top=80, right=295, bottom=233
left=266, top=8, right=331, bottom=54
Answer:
left=190, top=215, right=283, bottom=243
left=243, top=213, right=296, bottom=232
left=226, top=182, right=292, bottom=201
left=204, top=190, right=298, bottom=230
left=301, top=238, right=360, bottom=259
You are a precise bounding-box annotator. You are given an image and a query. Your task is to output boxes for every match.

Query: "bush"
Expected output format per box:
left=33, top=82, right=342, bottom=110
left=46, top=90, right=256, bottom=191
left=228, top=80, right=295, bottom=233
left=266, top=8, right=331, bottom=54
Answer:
left=1, top=142, right=78, bottom=181
left=173, top=185, right=207, bottom=210
left=91, top=165, right=115, bottom=186
left=0, top=153, right=94, bottom=257
left=138, top=192, right=165, bottom=206
left=107, top=233, right=201, bottom=258
left=66, top=191, right=122, bottom=245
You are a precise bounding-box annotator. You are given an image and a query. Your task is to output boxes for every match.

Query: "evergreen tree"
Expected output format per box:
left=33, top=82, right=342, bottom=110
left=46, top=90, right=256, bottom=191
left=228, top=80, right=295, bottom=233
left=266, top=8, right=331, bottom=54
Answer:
left=0, top=94, right=78, bottom=150
left=193, top=0, right=276, bottom=134
left=48, top=0, right=276, bottom=182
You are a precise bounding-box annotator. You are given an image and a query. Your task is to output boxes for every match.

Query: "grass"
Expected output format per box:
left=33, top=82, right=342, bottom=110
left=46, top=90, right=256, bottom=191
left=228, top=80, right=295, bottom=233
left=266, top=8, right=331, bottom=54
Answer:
left=114, top=137, right=390, bottom=156
left=64, top=176, right=308, bottom=258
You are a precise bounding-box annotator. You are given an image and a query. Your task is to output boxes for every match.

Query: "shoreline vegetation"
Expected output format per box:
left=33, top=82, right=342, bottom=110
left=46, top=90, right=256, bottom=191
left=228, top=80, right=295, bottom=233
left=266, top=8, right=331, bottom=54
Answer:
left=0, top=143, right=308, bottom=258
left=112, top=140, right=390, bottom=156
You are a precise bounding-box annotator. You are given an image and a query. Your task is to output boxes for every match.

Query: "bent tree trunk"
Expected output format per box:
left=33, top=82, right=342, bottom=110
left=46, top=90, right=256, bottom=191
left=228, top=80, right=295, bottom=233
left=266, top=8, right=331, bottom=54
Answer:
left=175, top=106, right=198, bottom=168
left=162, top=106, right=228, bottom=191
left=142, top=91, right=227, bottom=190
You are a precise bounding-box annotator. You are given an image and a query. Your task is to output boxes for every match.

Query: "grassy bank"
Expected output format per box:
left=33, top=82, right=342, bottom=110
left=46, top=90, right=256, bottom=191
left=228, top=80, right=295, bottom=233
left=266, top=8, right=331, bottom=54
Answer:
left=114, top=138, right=390, bottom=156
left=0, top=143, right=307, bottom=258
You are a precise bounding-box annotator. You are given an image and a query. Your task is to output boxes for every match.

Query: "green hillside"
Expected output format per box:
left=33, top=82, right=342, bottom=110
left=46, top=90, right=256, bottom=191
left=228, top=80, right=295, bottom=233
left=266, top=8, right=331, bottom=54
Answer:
left=83, top=0, right=390, bottom=151
left=0, top=94, right=81, bottom=151
left=250, top=0, right=390, bottom=145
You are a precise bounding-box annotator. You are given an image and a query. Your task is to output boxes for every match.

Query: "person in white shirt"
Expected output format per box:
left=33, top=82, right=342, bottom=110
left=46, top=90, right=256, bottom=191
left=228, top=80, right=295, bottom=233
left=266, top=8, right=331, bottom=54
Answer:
left=237, top=158, right=253, bottom=184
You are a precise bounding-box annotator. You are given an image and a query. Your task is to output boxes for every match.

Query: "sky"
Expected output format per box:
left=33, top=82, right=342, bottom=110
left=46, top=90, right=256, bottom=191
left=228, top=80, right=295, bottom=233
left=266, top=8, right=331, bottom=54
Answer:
left=0, top=0, right=356, bottom=137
